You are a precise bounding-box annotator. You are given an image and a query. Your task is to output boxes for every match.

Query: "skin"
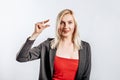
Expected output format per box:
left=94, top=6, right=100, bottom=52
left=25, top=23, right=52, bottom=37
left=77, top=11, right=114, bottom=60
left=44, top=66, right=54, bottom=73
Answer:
left=29, top=19, right=50, bottom=40
left=59, top=14, right=75, bottom=39
left=30, top=14, right=78, bottom=59
left=56, top=14, right=78, bottom=59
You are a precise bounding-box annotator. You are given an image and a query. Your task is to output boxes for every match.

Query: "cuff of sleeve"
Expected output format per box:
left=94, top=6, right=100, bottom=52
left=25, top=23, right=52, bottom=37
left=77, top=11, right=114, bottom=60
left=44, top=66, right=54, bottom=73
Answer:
left=25, top=37, right=35, bottom=45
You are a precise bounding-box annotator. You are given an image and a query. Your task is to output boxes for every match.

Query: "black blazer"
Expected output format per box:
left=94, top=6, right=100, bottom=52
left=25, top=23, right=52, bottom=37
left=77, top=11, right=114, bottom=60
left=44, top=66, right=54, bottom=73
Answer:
left=16, top=38, right=91, bottom=80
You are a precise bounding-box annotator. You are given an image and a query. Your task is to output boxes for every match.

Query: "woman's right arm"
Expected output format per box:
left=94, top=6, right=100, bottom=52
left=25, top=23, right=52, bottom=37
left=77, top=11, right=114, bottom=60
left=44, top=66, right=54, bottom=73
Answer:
left=16, top=19, right=50, bottom=62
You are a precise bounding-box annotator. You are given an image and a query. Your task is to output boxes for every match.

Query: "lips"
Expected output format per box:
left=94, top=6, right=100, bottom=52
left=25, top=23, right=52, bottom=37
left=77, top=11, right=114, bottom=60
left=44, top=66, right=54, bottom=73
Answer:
left=63, top=29, right=70, bottom=33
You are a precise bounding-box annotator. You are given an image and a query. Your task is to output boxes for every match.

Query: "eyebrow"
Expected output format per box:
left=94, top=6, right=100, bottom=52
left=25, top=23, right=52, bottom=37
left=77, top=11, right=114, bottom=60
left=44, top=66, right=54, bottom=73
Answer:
left=61, top=20, right=73, bottom=22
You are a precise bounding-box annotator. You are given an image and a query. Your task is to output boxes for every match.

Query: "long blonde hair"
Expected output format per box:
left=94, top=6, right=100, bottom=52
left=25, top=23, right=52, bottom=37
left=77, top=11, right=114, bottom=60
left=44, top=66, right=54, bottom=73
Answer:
left=51, top=9, right=82, bottom=50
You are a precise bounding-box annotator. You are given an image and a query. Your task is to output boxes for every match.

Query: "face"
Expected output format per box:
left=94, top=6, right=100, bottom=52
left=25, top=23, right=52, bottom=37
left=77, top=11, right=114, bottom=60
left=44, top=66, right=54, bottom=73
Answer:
left=59, top=14, right=75, bottom=38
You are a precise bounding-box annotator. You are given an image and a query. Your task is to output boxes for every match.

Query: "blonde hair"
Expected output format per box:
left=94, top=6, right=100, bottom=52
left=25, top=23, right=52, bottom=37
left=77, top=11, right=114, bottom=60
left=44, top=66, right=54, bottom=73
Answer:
left=51, top=9, right=82, bottom=50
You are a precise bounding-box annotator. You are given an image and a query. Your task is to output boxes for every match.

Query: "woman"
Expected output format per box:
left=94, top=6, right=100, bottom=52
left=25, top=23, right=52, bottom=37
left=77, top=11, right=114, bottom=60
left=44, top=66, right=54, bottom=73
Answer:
left=16, top=9, right=91, bottom=80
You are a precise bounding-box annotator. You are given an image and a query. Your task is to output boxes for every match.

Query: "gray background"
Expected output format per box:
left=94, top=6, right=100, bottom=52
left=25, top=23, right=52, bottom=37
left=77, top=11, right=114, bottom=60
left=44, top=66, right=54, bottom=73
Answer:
left=0, top=0, right=120, bottom=80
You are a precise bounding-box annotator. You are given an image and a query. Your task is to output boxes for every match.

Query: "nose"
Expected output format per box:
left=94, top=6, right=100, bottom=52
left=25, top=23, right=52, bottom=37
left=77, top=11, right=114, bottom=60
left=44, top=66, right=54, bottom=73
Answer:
left=64, top=23, right=69, bottom=28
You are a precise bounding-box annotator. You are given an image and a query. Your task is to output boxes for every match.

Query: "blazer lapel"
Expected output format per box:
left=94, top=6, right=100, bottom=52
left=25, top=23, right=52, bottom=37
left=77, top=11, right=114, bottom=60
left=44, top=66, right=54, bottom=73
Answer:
left=75, top=46, right=86, bottom=79
left=49, top=48, right=57, bottom=77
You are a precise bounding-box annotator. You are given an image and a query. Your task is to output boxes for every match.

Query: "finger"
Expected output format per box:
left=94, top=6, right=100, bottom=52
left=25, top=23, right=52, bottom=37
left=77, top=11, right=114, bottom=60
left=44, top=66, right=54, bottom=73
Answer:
left=36, top=19, right=49, bottom=25
left=43, top=19, right=49, bottom=24
left=37, top=25, right=41, bottom=29
left=44, top=25, right=50, bottom=28
left=35, top=24, right=40, bottom=29
left=42, top=25, right=50, bottom=29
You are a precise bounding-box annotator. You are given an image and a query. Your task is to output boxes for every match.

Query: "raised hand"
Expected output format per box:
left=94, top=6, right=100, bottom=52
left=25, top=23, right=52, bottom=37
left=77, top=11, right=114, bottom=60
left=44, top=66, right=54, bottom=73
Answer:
left=29, top=19, right=50, bottom=40
left=34, top=19, right=50, bottom=34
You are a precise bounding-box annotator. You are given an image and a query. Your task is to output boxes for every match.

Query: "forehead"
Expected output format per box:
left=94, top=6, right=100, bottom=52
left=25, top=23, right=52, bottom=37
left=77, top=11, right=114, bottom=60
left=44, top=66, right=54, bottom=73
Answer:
left=61, top=14, right=74, bottom=21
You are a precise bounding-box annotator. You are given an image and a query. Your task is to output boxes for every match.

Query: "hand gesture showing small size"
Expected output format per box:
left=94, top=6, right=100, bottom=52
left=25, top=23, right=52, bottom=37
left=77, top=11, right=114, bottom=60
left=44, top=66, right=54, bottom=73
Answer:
left=34, top=19, right=50, bottom=34
left=30, top=19, right=50, bottom=40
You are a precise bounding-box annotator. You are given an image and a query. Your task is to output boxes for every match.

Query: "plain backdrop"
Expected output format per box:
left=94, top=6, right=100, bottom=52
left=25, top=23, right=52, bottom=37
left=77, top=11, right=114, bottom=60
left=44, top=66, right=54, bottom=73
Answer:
left=0, top=0, right=120, bottom=80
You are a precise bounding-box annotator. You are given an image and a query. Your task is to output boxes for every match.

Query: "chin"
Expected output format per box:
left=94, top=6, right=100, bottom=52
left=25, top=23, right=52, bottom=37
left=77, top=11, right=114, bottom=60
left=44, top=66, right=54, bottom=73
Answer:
left=61, top=33, right=71, bottom=38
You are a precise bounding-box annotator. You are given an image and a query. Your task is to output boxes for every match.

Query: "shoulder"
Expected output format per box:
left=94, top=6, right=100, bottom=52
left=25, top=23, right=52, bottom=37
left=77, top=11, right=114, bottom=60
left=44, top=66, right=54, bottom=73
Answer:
left=43, top=38, right=54, bottom=43
left=81, top=40, right=91, bottom=59
left=81, top=40, right=91, bottom=54
left=40, top=38, right=54, bottom=47
left=81, top=40, right=90, bottom=46
left=81, top=40, right=91, bottom=49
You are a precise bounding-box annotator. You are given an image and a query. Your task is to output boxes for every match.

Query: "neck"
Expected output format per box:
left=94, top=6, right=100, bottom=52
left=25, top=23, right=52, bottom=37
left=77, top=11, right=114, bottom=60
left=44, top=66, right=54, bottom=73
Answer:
left=60, top=36, right=73, bottom=45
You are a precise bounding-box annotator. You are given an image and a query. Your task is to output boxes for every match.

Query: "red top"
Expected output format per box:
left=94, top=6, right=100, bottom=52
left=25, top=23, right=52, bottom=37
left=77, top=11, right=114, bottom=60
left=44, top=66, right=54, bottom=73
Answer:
left=52, top=56, right=79, bottom=80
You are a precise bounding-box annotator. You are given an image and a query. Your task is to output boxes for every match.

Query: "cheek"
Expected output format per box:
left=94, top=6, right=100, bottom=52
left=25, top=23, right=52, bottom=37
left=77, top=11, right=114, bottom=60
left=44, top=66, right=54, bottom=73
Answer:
left=70, top=25, right=75, bottom=32
left=58, top=26, right=63, bottom=31
left=58, top=27, right=62, bottom=34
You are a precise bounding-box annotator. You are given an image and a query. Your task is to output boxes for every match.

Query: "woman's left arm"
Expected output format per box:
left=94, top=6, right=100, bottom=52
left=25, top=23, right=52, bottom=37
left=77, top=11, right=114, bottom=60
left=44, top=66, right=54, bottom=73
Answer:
left=82, top=42, right=91, bottom=80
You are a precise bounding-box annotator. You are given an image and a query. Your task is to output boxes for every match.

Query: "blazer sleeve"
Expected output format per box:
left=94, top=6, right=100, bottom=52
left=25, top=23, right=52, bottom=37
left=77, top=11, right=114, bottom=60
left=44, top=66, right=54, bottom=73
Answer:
left=16, top=37, right=42, bottom=62
left=82, top=42, right=91, bottom=80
